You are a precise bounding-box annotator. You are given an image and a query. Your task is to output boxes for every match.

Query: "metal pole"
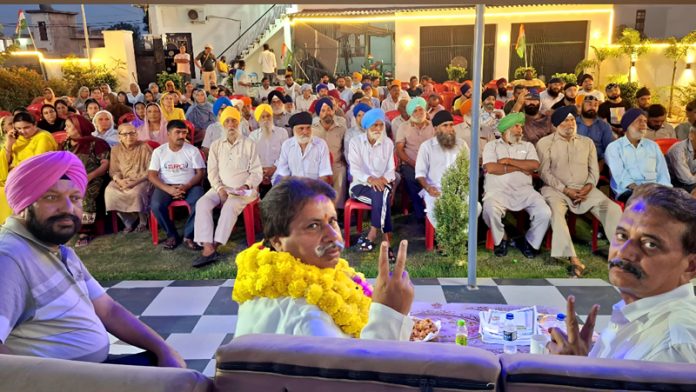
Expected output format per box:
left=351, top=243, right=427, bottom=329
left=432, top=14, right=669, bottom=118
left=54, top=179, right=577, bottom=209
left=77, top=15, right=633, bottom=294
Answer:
left=81, top=4, right=92, bottom=68
left=467, top=4, right=485, bottom=290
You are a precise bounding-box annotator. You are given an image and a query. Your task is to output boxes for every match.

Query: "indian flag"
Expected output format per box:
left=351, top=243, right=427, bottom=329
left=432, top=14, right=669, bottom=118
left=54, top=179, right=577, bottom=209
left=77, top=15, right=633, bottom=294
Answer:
left=15, top=10, right=27, bottom=36
left=515, top=24, right=526, bottom=59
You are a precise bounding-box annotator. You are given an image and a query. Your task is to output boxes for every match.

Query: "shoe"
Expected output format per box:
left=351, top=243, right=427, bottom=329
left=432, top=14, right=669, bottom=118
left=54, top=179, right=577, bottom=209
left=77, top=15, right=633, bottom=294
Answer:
left=569, top=259, right=587, bottom=278
left=162, top=237, right=179, bottom=250
left=516, top=239, right=538, bottom=259
left=356, top=234, right=368, bottom=246
left=493, top=240, right=508, bottom=257
left=356, top=238, right=375, bottom=252
left=388, top=247, right=396, bottom=264
left=183, top=239, right=203, bottom=251
left=192, top=252, right=221, bottom=268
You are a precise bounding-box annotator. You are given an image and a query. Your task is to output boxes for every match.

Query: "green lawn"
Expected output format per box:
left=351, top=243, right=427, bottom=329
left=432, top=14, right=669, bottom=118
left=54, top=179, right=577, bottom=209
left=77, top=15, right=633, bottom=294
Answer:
left=77, top=213, right=611, bottom=282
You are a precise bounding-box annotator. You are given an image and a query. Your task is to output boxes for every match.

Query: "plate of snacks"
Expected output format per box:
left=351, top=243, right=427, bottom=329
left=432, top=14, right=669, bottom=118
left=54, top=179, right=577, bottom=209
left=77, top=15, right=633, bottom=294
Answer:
left=410, top=317, right=441, bottom=342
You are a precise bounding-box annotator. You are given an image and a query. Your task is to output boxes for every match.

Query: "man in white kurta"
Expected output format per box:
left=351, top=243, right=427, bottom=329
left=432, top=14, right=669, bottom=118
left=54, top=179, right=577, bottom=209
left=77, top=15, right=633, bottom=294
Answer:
left=273, top=112, right=332, bottom=184
left=482, top=112, right=551, bottom=258
left=312, top=98, right=348, bottom=208
left=192, top=107, right=263, bottom=268
left=344, top=103, right=371, bottom=162
left=416, top=111, right=480, bottom=227
left=249, top=104, right=288, bottom=195
left=548, top=185, right=696, bottom=363
left=536, top=106, right=622, bottom=277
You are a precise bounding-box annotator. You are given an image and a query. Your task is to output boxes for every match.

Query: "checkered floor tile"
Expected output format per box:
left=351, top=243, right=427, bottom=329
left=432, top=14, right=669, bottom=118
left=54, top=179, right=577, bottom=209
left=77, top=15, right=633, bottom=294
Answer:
left=102, top=277, right=631, bottom=376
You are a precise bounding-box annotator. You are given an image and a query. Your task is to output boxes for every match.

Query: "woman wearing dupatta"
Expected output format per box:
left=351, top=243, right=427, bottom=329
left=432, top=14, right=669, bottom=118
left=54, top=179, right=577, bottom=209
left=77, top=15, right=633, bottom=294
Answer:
left=63, top=114, right=111, bottom=246
left=185, top=89, right=215, bottom=145
left=37, top=104, right=66, bottom=133
left=92, top=110, right=120, bottom=146
left=131, top=102, right=146, bottom=128
left=105, top=123, right=153, bottom=233
left=160, top=93, right=186, bottom=122
left=42, top=87, right=57, bottom=106
left=0, top=112, right=59, bottom=223
left=74, top=86, right=91, bottom=113
left=137, top=103, right=168, bottom=144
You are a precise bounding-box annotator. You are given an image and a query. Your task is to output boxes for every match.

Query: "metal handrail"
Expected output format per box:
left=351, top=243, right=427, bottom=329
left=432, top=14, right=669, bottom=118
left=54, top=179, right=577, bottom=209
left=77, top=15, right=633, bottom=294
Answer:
left=219, top=4, right=285, bottom=60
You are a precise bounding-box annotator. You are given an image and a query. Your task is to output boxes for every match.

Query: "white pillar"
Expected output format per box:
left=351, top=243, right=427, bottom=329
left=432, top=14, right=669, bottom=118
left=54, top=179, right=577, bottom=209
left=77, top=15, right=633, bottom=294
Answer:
left=494, top=22, right=511, bottom=79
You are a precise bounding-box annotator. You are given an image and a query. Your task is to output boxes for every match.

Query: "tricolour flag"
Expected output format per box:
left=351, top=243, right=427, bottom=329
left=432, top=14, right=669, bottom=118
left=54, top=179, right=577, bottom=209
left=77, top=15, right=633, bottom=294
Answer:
left=515, top=24, right=526, bottom=59
left=15, top=10, right=27, bottom=36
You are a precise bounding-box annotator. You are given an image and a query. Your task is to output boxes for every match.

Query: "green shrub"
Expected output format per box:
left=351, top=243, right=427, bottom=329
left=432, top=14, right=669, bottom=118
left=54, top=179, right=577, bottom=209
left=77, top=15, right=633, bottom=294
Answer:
left=434, top=150, right=471, bottom=264
left=551, top=73, right=577, bottom=85
left=156, top=71, right=183, bottom=92
left=47, top=78, right=74, bottom=98
left=61, top=57, right=121, bottom=95
left=514, top=66, right=537, bottom=80
left=0, top=67, right=45, bottom=110
left=677, top=81, right=696, bottom=107
left=445, top=65, right=467, bottom=82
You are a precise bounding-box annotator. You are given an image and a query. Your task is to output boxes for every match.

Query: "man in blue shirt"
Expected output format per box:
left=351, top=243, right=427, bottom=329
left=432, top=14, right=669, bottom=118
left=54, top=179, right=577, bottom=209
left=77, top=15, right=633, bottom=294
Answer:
left=577, top=95, right=614, bottom=169
left=605, top=108, right=671, bottom=202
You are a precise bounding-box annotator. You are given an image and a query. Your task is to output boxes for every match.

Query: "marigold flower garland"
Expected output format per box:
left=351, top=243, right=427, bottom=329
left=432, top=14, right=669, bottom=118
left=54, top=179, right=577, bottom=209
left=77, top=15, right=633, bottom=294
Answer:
left=232, top=242, right=373, bottom=337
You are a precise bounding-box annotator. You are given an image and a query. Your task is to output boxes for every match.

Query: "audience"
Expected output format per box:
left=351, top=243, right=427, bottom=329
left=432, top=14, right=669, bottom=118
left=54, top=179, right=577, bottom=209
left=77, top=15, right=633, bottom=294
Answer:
left=598, top=83, right=631, bottom=137
left=137, top=103, right=169, bottom=144
left=92, top=110, right=119, bottom=147
left=675, top=100, right=696, bottom=140
left=645, top=104, right=676, bottom=140
left=576, top=95, right=613, bottom=168
left=312, top=97, right=348, bottom=208
left=522, top=89, right=553, bottom=145
left=665, top=126, right=696, bottom=196
left=273, top=112, right=332, bottom=184
left=37, top=104, right=65, bottom=133
left=248, top=104, right=288, bottom=196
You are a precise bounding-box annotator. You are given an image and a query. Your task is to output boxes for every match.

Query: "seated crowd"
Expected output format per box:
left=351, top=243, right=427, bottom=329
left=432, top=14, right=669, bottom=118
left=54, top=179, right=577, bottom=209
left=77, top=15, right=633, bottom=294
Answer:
left=0, top=69, right=695, bottom=370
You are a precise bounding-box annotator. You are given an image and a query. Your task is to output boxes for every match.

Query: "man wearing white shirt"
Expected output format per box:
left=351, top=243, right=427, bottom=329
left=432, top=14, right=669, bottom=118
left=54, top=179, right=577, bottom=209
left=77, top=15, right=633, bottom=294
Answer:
left=295, top=84, right=315, bottom=113
left=258, top=77, right=275, bottom=103
left=282, top=73, right=301, bottom=101
left=548, top=184, right=696, bottom=363
left=258, top=44, right=277, bottom=84
left=344, top=103, right=371, bottom=161
left=380, top=80, right=405, bottom=113
left=348, top=109, right=396, bottom=263
left=320, top=73, right=336, bottom=90
left=336, top=76, right=354, bottom=105
left=539, top=77, right=564, bottom=115
left=273, top=112, right=332, bottom=184
left=416, top=111, right=480, bottom=228
left=148, top=120, right=206, bottom=251
left=173, top=45, right=192, bottom=83
left=249, top=104, right=288, bottom=196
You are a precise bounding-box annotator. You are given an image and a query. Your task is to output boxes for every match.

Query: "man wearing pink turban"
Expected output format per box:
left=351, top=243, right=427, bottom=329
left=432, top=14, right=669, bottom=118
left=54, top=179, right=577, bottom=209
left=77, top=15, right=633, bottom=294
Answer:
left=0, top=151, right=185, bottom=367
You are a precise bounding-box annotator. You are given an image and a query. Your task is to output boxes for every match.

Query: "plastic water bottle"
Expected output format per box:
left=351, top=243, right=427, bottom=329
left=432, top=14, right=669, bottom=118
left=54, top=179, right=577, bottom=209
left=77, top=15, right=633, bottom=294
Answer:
left=455, top=319, right=468, bottom=346
left=503, top=313, right=517, bottom=354
left=553, top=313, right=566, bottom=332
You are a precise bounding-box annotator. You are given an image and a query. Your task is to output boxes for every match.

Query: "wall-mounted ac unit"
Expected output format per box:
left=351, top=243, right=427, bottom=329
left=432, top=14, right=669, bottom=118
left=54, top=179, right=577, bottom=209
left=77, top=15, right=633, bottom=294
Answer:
left=187, top=8, right=207, bottom=23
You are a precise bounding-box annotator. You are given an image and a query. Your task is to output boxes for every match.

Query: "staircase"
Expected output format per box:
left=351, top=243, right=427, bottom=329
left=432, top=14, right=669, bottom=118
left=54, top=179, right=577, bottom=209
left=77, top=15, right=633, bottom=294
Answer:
left=219, top=4, right=288, bottom=61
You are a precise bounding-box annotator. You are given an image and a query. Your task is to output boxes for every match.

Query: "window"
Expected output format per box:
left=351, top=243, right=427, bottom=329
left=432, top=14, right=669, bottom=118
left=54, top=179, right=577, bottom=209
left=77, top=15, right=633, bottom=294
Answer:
left=38, top=21, right=48, bottom=41
left=635, top=10, right=646, bottom=35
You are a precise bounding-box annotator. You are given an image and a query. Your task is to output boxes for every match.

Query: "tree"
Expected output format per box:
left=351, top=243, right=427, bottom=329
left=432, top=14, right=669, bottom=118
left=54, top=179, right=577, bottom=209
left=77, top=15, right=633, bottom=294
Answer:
left=617, top=28, right=650, bottom=83
left=664, top=31, right=696, bottom=117
left=106, top=22, right=142, bottom=44
left=575, top=46, right=617, bottom=86
left=434, top=151, right=470, bottom=265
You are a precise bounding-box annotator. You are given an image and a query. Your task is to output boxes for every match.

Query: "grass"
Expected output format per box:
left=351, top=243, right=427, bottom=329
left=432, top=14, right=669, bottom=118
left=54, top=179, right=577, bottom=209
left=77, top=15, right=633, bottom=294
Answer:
left=76, top=213, right=611, bottom=283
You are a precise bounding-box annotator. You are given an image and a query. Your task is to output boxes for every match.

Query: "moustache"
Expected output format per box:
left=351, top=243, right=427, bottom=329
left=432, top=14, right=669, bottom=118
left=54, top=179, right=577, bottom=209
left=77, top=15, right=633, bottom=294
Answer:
left=47, top=213, right=81, bottom=227
left=609, top=259, right=644, bottom=279
left=315, top=240, right=345, bottom=257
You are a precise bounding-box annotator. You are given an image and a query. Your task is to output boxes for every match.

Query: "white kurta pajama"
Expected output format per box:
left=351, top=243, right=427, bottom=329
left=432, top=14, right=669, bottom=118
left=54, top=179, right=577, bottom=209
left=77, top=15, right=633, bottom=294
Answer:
left=482, top=138, right=551, bottom=248
left=415, top=137, right=481, bottom=226
left=235, top=297, right=414, bottom=341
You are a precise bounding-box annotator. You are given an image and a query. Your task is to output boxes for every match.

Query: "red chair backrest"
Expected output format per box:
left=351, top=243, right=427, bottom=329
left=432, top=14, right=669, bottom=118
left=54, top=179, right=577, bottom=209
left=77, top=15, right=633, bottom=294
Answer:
left=655, top=138, right=679, bottom=155
left=401, top=82, right=410, bottom=90
left=385, top=110, right=400, bottom=122
left=452, top=115, right=464, bottom=125
left=183, top=120, right=196, bottom=143
left=441, top=92, right=457, bottom=112
left=118, top=113, right=136, bottom=125
left=146, top=140, right=160, bottom=150
left=433, top=84, right=448, bottom=94
left=0, top=111, right=11, bottom=118
left=52, top=131, right=68, bottom=145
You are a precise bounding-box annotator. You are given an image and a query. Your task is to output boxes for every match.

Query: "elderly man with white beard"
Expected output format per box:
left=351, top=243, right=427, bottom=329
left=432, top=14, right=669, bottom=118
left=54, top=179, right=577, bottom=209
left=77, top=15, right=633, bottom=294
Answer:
left=312, top=97, right=348, bottom=208
left=348, top=109, right=397, bottom=263
left=537, top=106, right=623, bottom=277
left=268, top=90, right=292, bottom=135
left=395, top=97, right=435, bottom=222
left=344, top=103, right=371, bottom=161
left=416, top=111, right=481, bottom=229
left=192, top=107, right=263, bottom=268
left=273, top=112, right=332, bottom=184
left=249, top=104, right=289, bottom=196
left=605, top=108, right=672, bottom=203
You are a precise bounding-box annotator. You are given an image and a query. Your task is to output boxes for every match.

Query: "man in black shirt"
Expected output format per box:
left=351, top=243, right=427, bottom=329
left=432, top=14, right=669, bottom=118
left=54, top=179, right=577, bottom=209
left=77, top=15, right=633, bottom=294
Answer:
left=195, top=44, right=218, bottom=94
left=598, top=83, right=631, bottom=138
left=407, top=76, right=422, bottom=97
left=551, top=83, right=579, bottom=111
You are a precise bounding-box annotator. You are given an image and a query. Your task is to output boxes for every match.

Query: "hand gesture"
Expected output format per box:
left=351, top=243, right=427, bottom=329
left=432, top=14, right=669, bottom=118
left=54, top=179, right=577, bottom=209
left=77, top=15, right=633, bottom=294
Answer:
left=371, top=241, right=414, bottom=316
left=547, top=295, right=599, bottom=356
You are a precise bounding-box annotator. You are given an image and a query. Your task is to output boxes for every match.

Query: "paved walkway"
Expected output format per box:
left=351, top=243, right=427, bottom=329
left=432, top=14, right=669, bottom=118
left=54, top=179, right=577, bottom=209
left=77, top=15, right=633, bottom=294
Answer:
left=103, top=278, right=627, bottom=376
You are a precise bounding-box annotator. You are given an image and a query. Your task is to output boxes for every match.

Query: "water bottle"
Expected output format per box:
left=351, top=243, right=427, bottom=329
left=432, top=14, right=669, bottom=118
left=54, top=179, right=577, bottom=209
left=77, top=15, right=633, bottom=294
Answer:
left=503, top=313, right=517, bottom=354
left=455, top=319, right=468, bottom=346
left=553, top=313, right=566, bottom=332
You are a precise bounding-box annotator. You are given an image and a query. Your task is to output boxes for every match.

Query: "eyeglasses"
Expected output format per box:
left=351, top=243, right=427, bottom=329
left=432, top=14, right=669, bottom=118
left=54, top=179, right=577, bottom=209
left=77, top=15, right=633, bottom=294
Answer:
left=119, top=132, right=138, bottom=136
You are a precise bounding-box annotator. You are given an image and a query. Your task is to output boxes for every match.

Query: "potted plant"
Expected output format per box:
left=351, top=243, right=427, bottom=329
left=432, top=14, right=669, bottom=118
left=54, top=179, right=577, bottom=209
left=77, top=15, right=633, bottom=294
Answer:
left=433, top=151, right=471, bottom=265
left=446, top=65, right=467, bottom=83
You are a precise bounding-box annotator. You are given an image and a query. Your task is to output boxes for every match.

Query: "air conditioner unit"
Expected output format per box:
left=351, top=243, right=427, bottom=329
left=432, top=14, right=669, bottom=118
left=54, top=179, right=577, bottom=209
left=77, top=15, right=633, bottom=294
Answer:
left=187, top=8, right=207, bottom=23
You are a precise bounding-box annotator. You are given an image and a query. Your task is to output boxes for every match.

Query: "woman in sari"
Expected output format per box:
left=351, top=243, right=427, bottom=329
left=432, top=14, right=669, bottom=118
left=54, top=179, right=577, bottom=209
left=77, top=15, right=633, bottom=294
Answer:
left=185, top=89, right=214, bottom=145
left=136, top=103, right=168, bottom=144
left=37, top=104, right=66, bottom=133
left=105, top=123, right=153, bottom=233
left=160, top=93, right=186, bottom=122
left=63, top=114, right=111, bottom=246
left=0, top=112, right=59, bottom=222
left=74, top=86, right=91, bottom=113
left=92, top=110, right=120, bottom=146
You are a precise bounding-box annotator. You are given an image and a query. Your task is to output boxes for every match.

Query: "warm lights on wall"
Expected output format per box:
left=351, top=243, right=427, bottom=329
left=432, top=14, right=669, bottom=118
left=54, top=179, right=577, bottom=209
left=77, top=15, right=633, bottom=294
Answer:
left=402, top=37, right=414, bottom=49
left=10, top=50, right=100, bottom=64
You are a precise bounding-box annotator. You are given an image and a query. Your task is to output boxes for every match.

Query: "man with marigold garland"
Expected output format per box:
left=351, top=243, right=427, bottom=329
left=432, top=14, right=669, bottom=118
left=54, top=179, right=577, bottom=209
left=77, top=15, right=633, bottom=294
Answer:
left=232, top=177, right=414, bottom=339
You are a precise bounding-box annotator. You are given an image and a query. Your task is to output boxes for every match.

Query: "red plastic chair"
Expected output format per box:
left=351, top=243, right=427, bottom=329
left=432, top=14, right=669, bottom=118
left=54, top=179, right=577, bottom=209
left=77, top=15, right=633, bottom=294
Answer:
left=433, top=84, right=448, bottom=94
left=452, top=115, right=464, bottom=125
left=425, top=216, right=436, bottom=251
left=0, top=111, right=11, bottom=118
left=441, top=92, right=456, bottom=112
left=146, top=140, right=160, bottom=150
left=385, top=110, right=400, bottom=122
left=118, top=113, right=136, bottom=125
left=401, top=82, right=410, bottom=90
left=52, top=131, right=68, bottom=146
left=343, top=199, right=372, bottom=248
left=655, top=138, right=678, bottom=155
left=150, top=200, right=191, bottom=245
left=183, top=120, right=196, bottom=144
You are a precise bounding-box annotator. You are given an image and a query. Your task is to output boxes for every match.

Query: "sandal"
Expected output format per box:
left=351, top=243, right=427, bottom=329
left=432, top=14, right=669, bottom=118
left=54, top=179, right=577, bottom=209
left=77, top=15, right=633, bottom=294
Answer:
left=356, top=238, right=375, bottom=252
left=388, top=247, right=396, bottom=264
left=569, top=262, right=587, bottom=278
left=122, top=226, right=134, bottom=234
left=75, top=235, right=92, bottom=248
left=162, top=237, right=179, bottom=250
left=134, top=224, right=148, bottom=233
left=183, top=239, right=203, bottom=251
